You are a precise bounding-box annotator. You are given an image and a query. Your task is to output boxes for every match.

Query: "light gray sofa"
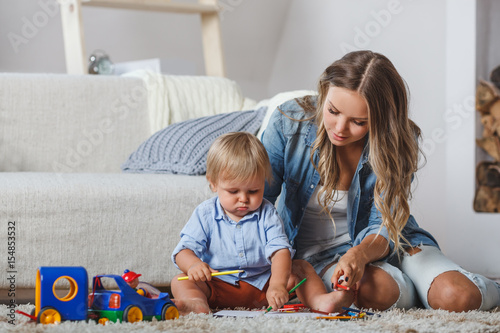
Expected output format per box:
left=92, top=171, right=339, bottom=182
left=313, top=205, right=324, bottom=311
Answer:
left=0, top=72, right=313, bottom=296
left=0, top=72, right=260, bottom=291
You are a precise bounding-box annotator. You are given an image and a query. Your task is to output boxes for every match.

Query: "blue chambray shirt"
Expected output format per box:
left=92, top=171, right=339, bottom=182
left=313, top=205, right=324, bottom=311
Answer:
left=261, top=97, right=438, bottom=256
left=171, top=196, right=294, bottom=290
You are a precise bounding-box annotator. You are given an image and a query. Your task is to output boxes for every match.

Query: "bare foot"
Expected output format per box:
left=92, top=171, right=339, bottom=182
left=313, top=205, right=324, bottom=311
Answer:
left=172, top=298, right=211, bottom=315
left=309, top=290, right=356, bottom=314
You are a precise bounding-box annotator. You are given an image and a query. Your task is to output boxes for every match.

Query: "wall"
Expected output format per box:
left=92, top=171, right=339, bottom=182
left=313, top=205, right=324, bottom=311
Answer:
left=443, top=0, right=500, bottom=277
left=0, top=0, right=289, bottom=100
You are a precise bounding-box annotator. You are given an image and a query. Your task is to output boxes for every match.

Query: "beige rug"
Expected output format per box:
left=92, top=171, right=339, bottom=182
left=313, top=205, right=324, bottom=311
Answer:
left=1, top=304, right=500, bottom=332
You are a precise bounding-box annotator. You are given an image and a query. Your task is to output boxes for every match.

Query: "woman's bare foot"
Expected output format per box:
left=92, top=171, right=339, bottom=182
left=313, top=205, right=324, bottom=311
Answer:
left=309, top=290, right=356, bottom=314
left=172, top=298, right=211, bottom=315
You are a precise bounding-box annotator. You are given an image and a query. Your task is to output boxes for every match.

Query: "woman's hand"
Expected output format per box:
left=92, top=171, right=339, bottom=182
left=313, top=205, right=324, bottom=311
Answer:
left=331, top=247, right=369, bottom=289
left=331, top=234, right=390, bottom=289
left=186, top=262, right=217, bottom=282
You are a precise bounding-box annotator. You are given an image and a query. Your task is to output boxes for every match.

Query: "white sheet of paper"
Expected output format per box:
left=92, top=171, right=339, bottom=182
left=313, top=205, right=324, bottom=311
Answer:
left=213, top=310, right=327, bottom=318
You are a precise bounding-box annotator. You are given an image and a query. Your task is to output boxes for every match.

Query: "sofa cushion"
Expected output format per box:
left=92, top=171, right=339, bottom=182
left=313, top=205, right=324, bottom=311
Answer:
left=255, top=90, right=317, bottom=140
left=121, top=107, right=267, bottom=175
left=0, top=74, right=150, bottom=173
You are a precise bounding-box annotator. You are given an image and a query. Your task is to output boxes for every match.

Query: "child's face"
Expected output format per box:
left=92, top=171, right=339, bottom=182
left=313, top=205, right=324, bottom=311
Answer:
left=210, top=174, right=265, bottom=222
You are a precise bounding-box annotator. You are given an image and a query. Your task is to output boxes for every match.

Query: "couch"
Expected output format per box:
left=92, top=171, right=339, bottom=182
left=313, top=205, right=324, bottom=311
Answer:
left=0, top=71, right=313, bottom=292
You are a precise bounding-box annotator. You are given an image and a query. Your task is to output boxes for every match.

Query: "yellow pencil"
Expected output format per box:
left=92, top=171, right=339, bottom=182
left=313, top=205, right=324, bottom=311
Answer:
left=177, top=270, right=244, bottom=281
left=316, top=315, right=355, bottom=320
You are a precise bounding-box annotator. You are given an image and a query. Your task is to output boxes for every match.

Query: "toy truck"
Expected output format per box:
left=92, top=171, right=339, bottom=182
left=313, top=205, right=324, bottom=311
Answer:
left=22, top=266, right=178, bottom=324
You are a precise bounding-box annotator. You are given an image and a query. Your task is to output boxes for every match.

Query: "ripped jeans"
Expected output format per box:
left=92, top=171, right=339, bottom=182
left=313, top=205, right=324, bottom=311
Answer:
left=320, top=258, right=418, bottom=310
left=397, top=245, right=500, bottom=310
left=306, top=243, right=417, bottom=309
left=315, top=245, right=500, bottom=310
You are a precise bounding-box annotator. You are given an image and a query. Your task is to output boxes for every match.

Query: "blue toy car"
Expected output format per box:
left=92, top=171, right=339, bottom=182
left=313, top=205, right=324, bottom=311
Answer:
left=22, top=266, right=178, bottom=324
left=33, top=266, right=89, bottom=324
left=89, top=274, right=179, bottom=323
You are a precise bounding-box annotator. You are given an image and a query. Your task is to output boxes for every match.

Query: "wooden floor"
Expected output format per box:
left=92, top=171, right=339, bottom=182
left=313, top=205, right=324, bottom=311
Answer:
left=0, top=289, right=35, bottom=305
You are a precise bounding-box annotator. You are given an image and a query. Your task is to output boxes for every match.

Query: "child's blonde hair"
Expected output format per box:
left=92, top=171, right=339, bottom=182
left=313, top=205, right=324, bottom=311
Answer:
left=206, top=132, right=272, bottom=186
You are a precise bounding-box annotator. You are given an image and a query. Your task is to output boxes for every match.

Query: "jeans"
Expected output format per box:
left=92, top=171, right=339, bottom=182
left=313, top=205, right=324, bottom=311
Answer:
left=320, top=259, right=418, bottom=310
left=309, top=244, right=500, bottom=310
left=303, top=242, right=418, bottom=309
left=398, top=245, right=500, bottom=310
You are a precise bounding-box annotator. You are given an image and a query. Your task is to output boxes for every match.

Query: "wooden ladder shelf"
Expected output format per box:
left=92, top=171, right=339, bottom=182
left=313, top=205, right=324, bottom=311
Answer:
left=58, top=0, right=226, bottom=77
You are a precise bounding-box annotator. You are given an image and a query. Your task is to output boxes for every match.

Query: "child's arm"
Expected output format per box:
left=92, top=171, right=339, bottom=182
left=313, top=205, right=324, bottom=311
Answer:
left=266, top=248, right=292, bottom=311
left=175, top=249, right=217, bottom=282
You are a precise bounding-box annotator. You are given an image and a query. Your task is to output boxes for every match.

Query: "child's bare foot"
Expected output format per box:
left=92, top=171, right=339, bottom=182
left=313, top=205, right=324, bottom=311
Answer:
left=172, top=298, right=211, bottom=315
left=309, top=290, right=356, bottom=314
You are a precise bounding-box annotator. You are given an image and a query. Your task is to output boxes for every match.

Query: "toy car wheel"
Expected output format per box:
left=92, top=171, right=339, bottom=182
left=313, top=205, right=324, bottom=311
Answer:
left=98, top=317, right=110, bottom=325
left=161, top=304, right=179, bottom=320
left=37, top=307, right=62, bottom=324
left=123, top=305, right=143, bottom=323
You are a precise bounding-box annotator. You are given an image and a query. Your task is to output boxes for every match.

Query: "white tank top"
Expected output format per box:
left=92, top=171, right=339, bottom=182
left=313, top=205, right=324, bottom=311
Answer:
left=295, top=186, right=350, bottom=259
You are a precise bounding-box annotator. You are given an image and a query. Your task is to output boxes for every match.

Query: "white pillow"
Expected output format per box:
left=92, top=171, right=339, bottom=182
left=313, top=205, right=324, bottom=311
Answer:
left=256, top=90, right=317, bottom=140
left=124, top=70, right=248, bottom=133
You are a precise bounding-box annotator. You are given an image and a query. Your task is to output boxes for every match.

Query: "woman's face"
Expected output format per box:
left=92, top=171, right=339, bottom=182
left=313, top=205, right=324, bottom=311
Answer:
left=322, top=86, right=369, bottom=147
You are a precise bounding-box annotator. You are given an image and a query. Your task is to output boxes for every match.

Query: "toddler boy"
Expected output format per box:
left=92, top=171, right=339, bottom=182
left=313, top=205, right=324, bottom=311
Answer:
left=171, top=132, right=295, bottom=315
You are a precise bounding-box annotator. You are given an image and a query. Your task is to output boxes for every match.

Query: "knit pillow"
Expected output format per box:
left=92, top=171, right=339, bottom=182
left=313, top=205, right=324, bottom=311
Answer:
left=121, top=107, right=267, bottom=175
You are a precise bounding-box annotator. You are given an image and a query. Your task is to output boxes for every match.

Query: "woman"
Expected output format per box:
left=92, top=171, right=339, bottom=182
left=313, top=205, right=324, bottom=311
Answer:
left=262, top=50, right=500, bottom=312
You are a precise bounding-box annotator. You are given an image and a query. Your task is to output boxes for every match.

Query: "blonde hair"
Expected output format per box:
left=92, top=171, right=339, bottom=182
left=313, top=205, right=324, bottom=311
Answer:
left=206, top=132, right=272, bottom=186
left=308, top=50, right=421, bottom=253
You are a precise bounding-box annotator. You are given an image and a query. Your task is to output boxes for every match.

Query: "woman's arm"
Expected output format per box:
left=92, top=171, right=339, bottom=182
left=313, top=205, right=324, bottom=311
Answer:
left=262, top=108, right=286, bottom=204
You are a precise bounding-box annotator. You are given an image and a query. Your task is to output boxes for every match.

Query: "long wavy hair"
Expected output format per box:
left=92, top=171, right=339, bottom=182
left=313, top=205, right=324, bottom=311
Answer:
left=307, top=50, right=422, bottom=253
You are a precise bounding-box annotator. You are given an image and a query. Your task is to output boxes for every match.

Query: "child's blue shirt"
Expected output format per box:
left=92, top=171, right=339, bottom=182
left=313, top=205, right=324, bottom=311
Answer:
left=172, top=196, right=294, bottom=290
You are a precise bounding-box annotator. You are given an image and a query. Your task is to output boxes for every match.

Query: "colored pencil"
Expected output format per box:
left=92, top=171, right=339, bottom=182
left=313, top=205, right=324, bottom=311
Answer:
left=335, top=283, right=350, bottom=290
left=177, top=270, right=244, bottom=281
left=316, top=315, right=354, bottom=320
left=342, top=306, right=377, bottom=316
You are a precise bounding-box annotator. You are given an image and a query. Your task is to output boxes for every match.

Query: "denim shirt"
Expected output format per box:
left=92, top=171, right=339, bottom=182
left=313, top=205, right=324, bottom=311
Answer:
left=171, top=196, right=294, bottom=290
left=261, top=97, right=438, bottom=255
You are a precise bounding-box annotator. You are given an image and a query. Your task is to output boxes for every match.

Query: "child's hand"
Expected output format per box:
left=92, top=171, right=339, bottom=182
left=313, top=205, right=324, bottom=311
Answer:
left=187, top=262, right=217, bottom=282
left=266, top=284, right=289, bottom=311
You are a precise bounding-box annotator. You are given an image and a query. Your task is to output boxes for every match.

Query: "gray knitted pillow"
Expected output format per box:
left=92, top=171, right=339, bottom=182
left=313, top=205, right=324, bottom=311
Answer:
left=121, top=107, right=267, bottom=175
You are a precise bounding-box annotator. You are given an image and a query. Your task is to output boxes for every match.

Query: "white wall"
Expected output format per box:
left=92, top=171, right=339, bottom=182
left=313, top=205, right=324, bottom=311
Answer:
left=0, top=0, right=289, bottom=100
left=443, top=0, right=500, bottom=278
